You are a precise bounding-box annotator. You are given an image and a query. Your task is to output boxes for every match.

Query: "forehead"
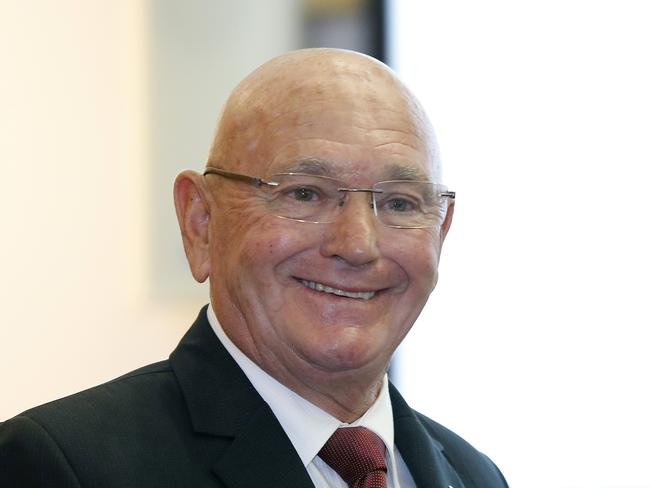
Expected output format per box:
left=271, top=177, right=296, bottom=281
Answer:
left=216, top=52, right=440, bottom=181
left=244, top=87, right=435, bottom=181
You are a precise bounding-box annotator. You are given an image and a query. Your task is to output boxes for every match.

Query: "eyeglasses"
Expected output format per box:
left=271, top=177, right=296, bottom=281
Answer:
left=203, top=166, right=455, bottom=229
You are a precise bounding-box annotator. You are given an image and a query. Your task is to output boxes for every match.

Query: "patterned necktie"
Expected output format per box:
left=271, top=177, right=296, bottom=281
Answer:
left=318, top=427, right=388, bottom=488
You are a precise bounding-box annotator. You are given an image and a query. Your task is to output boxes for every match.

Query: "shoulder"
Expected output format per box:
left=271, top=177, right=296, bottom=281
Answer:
left=18, top=360, right=178, bottom=428
left=389, top=383, right=508, bottom=487
left=0, top=360, right=188, bottom=486
left=413, top=410, right=509, bottom=487
left=0, top=413, right=83, bottom=487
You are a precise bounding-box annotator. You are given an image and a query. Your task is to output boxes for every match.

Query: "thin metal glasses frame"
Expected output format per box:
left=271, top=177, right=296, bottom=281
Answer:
left=203, top=166, right=456, bottom=199
left=203, top=165, right=455, bottom=228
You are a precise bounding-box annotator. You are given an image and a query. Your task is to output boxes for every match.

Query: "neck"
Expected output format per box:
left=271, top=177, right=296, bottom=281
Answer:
left=258, top=349, right=387, bottom=423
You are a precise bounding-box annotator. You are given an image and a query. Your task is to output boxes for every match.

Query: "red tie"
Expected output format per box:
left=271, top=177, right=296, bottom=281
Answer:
left=318, top=427, right=388, bottom=488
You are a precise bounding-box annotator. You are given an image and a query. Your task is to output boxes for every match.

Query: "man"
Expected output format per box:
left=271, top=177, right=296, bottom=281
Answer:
left=0, top=49, right=508, bottom=487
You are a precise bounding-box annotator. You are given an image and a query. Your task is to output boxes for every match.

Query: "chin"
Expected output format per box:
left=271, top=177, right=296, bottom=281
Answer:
left=305, top=332, right=388, bottom=373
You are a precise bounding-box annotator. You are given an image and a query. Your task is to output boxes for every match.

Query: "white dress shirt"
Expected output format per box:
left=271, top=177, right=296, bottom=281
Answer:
left=207, top=305, right=415, bottom=488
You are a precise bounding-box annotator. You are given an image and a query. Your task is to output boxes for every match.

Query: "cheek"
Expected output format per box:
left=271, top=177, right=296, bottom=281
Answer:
left=391, top=233, right=441, bottom=289
left=230, top=218, right=317, bottom=285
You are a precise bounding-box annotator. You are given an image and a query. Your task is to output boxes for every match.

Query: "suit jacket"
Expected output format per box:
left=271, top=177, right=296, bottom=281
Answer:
left=0, top=307, right=508, bottom=487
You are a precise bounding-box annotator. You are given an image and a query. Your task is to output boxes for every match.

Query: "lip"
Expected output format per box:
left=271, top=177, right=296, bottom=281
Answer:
left=294, top=277, right=383, bottom=300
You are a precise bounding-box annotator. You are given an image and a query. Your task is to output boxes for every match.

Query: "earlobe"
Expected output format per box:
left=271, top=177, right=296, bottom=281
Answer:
left=173, top=170, right=212, bottom=283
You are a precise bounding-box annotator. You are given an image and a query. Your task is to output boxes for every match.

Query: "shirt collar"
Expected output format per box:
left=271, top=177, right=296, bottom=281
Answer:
left=206, top=304, right=395, bottom=467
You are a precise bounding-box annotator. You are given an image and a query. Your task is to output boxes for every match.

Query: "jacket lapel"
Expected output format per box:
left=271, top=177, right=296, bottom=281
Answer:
left=390, top=384, right=465, bottom=488
left=169, top=307, right=314, bottom=488
left=211, top=404, right=315, bottom=488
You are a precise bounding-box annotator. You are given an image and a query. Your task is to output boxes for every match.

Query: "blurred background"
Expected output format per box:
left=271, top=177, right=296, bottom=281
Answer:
left=1, top=1, right=648, bottom=487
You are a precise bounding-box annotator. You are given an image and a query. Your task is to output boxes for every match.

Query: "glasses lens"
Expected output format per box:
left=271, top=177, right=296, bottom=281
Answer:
left=373, top=181, right=448, bottom=228
left=266, top=174, right=340, bottom=223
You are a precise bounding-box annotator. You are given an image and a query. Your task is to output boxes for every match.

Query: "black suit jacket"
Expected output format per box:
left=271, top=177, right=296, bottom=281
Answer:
left=0, top=307, right=508, bottom=487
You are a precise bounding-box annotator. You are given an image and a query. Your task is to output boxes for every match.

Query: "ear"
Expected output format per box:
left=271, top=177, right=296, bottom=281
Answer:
left=173, top=170, right=212, bottom=283
left=440, top=198, right=455, bottom=244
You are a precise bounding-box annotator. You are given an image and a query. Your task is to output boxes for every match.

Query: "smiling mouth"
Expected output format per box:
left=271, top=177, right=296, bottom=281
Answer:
left=299, top=279, right=376, bottom=300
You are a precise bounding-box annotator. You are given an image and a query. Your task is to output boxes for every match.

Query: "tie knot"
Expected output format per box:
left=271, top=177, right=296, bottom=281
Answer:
left=318, top=427, right=387, bottom=488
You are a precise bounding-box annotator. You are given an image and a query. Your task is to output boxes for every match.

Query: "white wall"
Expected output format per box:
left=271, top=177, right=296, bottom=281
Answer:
left=389, top=2, right=650, bottom=487
left=0, top=0, right=300, bottom=420
left=4, top=2, right=648, bottom=486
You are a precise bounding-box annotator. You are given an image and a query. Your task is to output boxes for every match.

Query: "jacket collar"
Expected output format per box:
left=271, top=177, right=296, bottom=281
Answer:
left=390, top=384, right=466, bottom=488
left=169, top=306, right=314, bottom=488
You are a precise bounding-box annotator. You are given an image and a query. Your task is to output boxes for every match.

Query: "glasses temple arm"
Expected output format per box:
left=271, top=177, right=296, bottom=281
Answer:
left=203, top=166, right=278, bottom=187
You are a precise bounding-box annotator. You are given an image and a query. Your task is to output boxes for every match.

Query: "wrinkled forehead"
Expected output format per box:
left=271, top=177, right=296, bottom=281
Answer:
left=270, top=156, right=433, bottom=184
left=211, top=52, right=441, bottom=181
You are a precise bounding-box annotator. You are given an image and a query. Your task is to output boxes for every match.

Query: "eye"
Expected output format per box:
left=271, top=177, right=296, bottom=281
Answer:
left=383, top=196, right=418, bottom=212
left=271, top=175, right=336, bottom=207
left=290, top=187, right=318, bottom=202
left=276, top=184, right=327, bottom=204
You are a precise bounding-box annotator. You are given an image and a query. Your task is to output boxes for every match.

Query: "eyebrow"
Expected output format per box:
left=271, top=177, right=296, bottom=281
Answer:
left=385, top=164, right=429, bottom=181
left=281, top=157, right=334, bottom=176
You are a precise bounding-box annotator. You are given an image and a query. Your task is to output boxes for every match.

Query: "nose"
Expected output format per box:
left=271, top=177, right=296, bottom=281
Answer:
left=319, top=192, right=380, bottom=266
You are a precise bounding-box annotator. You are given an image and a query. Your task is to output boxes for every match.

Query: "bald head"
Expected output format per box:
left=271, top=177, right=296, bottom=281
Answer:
left=208, top=48, right=441, bottom=180
left=174, top=49, right=454, bottom=420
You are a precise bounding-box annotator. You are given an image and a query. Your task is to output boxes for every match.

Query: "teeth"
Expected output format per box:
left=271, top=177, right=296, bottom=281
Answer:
left=300, top=279, right=375, bottom=300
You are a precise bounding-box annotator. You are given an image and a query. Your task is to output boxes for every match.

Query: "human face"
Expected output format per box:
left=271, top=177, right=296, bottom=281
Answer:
left=207, top=79, right=449, bottom=383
